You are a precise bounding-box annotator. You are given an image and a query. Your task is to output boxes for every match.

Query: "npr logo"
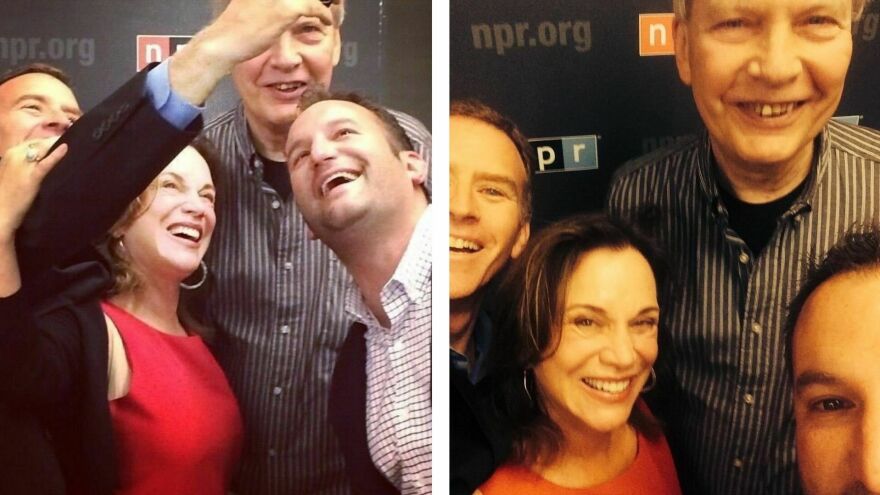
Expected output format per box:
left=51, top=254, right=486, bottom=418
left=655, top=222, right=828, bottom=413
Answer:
left=638, top=13, right=675, bottom=56
left=136, top=35, right=192, bottom=71
left=530, top=135, right=599, bottom=174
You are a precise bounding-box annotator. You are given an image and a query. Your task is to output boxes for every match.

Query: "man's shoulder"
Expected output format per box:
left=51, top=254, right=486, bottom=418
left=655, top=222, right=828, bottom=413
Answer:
left=202, top=106, right=241, bottom=137
left=610, top=134, right=702, bottom=189
left=826, top=120, right=880, bottom=163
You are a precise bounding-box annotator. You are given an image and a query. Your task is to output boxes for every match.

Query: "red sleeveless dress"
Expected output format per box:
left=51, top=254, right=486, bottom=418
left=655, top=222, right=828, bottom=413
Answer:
left=102, top=301, right=243, bottom=495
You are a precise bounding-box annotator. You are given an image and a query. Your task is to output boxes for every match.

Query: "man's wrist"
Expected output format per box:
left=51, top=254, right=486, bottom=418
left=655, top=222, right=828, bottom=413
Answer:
left=168, top=28, right=236, bottom=106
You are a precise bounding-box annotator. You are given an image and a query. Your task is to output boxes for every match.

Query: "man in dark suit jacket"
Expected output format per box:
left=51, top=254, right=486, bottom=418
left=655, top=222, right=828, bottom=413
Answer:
left=0, top=2, right=337, bottom=493
left=449, top=100, right=533, bottom=494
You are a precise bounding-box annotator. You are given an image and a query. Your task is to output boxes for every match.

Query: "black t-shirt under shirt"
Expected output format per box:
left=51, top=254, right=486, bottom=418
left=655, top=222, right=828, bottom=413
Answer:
left=258, top=154, right=292, bottom=201
left=717, top=178, right=806, bottom=257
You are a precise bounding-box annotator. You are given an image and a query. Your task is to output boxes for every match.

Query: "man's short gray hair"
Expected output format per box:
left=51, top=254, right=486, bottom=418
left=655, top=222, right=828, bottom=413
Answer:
left=673, top=0, right=866, bottom=22
left=212, top=0, right=345, bottom=25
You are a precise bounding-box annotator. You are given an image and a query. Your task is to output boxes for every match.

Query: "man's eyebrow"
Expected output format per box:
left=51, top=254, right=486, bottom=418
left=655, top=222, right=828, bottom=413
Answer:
left=795, top=371, right=842, bottom=393
left=298, top=14, right=334, bottom=27
left=285, top=136, right=307, bottom=158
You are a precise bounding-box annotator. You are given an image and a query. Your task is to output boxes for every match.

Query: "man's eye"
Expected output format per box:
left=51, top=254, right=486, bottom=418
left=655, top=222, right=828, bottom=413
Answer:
left=296, top=23, right=327, bottom=39
left=810, top=397, right=853, bottom=412
left=334, top=128, right=355, bottom=139
left=806, top=15, right=837, bottom=26
left=160, top=181, right=179, bottom=190
left=479, top=187, right=508, bottom=198
left=22, top=104, right=41, bottom=112
left=201, top=192, right=216, bottom=204
left=293, top=152, right=310, bottom=165
left=716, top=18, right=746, bottom=29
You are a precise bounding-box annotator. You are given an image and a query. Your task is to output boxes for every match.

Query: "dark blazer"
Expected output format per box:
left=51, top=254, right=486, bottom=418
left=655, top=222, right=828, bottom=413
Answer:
left=0, top=66, right=201, bottom=495
left=450, top=366, right=512, bottom=495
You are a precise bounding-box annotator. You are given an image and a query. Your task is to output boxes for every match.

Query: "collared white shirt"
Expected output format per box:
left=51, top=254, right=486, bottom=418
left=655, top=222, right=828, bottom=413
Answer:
left=344, top=205, right=432, bottom=495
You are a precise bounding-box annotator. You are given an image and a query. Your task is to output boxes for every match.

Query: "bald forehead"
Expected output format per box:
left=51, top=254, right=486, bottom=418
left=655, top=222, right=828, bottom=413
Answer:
left=287, top=99, right=388, bottom=153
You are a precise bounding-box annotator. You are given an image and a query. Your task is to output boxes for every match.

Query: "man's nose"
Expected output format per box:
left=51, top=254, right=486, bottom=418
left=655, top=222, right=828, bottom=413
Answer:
left=269, top=31, right=303, bottom=69
left=449, top=181, right=479, bottom=221
left=856, top=405, right=880, bottom=493
left=310, top=134, right=336, bottom=162
left=43, top=109, right=72, bottom=135
left=747, top=26, right=803, bottom=86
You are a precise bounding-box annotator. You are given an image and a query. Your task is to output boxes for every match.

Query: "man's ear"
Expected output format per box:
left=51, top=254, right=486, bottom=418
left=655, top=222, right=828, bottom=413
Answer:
left=331, top=29, right=342, bottom=67
left=673, top=19, right=692, bottom=86
left=399, top=150, right=428, bottom=187
left=510, top=222, right=530, bottom=260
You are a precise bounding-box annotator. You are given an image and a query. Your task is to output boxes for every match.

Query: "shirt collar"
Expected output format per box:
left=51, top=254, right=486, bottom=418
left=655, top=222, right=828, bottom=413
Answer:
left=344, top=205, right=433, bottom=329
left=449, top=310, right=493, bottom=384
left=696, top=124, right=830, bottom=218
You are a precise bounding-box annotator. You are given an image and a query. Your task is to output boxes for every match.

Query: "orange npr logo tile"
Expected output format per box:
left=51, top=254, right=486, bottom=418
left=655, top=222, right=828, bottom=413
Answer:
left=136, top=35, right=192, bottom=71
left=639, top=13, right=675, bottom=56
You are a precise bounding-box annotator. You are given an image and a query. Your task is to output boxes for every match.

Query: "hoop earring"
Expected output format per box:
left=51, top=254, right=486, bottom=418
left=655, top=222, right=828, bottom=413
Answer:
left=641, top=367, right=657, bottom=393
left=522, top=369, right=533, bottom=402
left=180, top=260, right=208, bottom=290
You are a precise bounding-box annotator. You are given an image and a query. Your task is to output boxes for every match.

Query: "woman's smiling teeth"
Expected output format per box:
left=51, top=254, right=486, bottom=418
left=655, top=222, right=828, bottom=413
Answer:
left=449, top=236, right=482, bottom=253
left=582, top=377, right=632, bottom=394
left=169, top=224, right=201, bottom=242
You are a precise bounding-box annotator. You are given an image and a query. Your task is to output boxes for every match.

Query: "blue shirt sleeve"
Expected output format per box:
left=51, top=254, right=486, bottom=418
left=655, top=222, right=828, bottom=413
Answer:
left=144, top=59, right=203, bottom=130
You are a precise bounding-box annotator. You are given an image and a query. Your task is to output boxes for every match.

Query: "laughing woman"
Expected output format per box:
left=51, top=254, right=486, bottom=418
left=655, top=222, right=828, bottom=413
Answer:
left=478, top=214, right=681, bottom=494
left=0, top=137, right=242, bottom=495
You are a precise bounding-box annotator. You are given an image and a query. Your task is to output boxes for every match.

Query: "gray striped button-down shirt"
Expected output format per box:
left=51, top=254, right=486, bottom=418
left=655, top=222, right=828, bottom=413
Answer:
left=347, top=206, right=433, bottom=495
left=202, top=103, right=431, bottom=495
left=607, top=121, right=880, bottom=495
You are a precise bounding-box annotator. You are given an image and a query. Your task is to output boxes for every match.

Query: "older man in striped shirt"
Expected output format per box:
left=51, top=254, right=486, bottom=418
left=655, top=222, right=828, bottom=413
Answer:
left=201, top=1, right=431, bottom=493
left=607, top=0, right=877, bottom=493
left=285, top=90, right=431, bottom=495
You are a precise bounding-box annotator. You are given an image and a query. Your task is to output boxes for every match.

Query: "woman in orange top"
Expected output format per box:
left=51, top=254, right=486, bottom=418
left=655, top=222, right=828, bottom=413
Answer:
left=478, top=214, right=681, bottom=494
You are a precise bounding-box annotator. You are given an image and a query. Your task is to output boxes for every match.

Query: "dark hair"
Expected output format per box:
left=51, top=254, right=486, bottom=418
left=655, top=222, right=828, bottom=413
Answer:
left=450, top=99, right=534, bottom=221
left=785, top=225, right=880, bottom=373
left=104, top=136, right=223, bottom=338
left=299, top=87, right=414, bottom=155
left=0, top=63, right=71, bottom=89
left=488, top=213, right=667, bottom=467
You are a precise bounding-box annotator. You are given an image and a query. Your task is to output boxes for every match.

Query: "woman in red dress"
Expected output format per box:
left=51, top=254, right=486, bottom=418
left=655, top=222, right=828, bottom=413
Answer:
left=478, top=214, right=681, bottom=495
left=0, top=138, right=242, bottom=494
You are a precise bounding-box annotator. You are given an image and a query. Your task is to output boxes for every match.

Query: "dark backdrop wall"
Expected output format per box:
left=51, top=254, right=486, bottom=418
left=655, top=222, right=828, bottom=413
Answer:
left=0, top=0, right=430, bottom=127
left=451, top=0, right=880, bottom=227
